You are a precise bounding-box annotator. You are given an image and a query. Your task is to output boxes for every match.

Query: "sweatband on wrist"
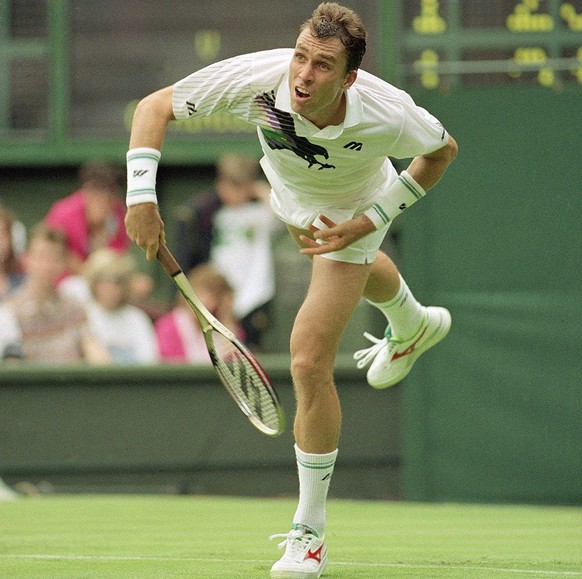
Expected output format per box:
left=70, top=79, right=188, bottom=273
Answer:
left=126, top=147, right=161, bottom=207
left=364, top=170, right=426, bottom=230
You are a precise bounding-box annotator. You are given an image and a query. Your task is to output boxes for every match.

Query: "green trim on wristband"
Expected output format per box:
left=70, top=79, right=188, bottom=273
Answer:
left=127, top=152, right=161, bottom=162
left=398, top=175, right=423, bottom=200
left=368, top=204, right=390, bottom=227
left=127, top=188, right=156, bottom=195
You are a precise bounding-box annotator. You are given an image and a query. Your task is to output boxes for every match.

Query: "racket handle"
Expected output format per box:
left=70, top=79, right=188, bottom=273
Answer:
left=157, top=242, right=182, bottom=277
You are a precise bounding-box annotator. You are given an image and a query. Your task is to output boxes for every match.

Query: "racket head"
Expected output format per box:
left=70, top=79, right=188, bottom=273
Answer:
left=204, top=328, right=285, bottom=436
left=163, top=261, right=285, bottom=437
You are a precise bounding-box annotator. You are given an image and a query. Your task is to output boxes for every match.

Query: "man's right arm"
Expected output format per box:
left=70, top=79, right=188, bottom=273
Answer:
left=129, top=85, right=175, bottom=150
left=125, top=85, right=175, bottom=261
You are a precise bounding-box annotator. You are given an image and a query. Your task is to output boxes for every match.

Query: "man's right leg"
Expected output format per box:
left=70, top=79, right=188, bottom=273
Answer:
left=271, top=254, right=372, bottom=579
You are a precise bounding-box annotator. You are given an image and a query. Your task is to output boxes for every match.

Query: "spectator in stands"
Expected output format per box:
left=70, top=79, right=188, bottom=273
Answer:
left=58, top=249, right=167, bottom=318
left=173, top=153, right=281, bottom=351
left=0, top=223, right=110, bottom=364
left=0, top=476, right=17, bottom=501
left=155, top=263, right=240, bottom=364
left=45, top=160, right=129, bottom=275
left=0, top=204, right=24, bottom=301
left=82, top=248, right=159, bottom=364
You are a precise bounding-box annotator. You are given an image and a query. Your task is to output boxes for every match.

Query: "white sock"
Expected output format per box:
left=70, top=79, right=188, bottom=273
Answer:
left=367, top=274, right=425, bottom=340
left=292, top=444, right=338, bottom=537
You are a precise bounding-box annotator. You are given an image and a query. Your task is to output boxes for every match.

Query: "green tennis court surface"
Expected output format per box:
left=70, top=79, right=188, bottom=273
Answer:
left=1, top=495, right=580, bottom=578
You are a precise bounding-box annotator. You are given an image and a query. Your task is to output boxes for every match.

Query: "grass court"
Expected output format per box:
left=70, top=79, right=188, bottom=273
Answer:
left=1, top=494, right=580, bottom=578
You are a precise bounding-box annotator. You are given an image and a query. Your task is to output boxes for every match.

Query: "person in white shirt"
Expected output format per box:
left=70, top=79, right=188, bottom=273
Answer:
left=173, top=153, right=280, bottom=350
left=124, top=3, right=458, bottom=577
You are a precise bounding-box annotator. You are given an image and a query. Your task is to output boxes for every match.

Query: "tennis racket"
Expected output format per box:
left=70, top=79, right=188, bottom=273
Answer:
left=157, top=243, right=285, bottom=437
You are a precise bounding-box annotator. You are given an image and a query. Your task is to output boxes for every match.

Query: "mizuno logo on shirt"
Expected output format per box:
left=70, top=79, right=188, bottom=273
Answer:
left=343, top=141, right=363, bottom=151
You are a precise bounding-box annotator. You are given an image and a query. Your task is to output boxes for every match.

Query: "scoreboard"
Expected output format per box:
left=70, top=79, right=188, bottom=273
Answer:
left=399, top=0, right=582, bottom=89
left=1, top=0, right=580, bottom=166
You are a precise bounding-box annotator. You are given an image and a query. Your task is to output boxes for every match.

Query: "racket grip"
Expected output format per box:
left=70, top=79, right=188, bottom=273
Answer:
left=157, top=243, right=182, bottom=277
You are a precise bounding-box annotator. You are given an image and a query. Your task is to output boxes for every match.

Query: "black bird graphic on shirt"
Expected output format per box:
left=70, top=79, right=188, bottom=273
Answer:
left=255, top=91, right=335, bottom=171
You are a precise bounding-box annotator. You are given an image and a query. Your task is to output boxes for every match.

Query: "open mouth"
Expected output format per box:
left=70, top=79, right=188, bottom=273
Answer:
left=295, top=86, right=311, bottom=101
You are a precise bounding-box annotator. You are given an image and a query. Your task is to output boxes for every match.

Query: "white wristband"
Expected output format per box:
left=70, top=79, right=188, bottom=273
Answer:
left=126, top=147, right=161, bottom=207
left=364, top=170, right=426, bottom=230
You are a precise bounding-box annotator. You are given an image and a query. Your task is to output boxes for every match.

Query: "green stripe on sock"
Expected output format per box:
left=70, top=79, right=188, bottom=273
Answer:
left=297, top=458, right=336, bottom=470
left=127, top=153, right=160, bottom=161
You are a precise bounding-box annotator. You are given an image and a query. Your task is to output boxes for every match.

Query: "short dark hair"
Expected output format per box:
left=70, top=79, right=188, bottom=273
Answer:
left=78, top=160, right=122, bottom=192
left=300, top=2, right=367, bottom=72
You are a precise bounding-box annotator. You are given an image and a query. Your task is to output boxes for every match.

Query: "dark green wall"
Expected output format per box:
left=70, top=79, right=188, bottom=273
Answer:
left=0, top=359, right=402, bottom=499
left=398, top=85, right=582, bottom=504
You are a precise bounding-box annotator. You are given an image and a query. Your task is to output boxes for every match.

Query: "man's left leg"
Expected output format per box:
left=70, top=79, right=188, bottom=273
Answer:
left=356, top=250, right=452, bottom=389
left=271, top=256, right=372, bottom=579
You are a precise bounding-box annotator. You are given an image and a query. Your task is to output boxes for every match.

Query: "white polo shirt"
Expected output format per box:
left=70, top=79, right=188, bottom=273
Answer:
left=173, top=48, right=448, bottom=228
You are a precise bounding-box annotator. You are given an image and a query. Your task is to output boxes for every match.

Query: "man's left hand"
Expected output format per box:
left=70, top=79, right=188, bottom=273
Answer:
left=299, top=214, right=376, bottom=256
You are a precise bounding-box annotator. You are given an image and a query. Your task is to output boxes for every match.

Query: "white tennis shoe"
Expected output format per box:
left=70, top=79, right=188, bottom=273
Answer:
left=354, top=306, right=452, bottom=389
left=270, top=526, right=328, bottom=578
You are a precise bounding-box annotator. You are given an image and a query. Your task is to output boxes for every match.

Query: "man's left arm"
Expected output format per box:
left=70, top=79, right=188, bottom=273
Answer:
left=405, top=136, right=458, bottom=192
left=300, top=136, right=458, bottom=255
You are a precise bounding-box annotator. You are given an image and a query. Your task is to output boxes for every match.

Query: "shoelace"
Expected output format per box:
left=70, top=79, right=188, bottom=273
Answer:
left=269, top=529, right=312, bottom=551
left=354, top=312, right=432, bottom=370
left=353, top=328, right=402, bottom=369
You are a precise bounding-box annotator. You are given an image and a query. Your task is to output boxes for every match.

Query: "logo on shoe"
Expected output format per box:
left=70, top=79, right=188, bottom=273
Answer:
left=305, top=544, right=324, bottom=563
left=391, top=326, right=428, bottom=361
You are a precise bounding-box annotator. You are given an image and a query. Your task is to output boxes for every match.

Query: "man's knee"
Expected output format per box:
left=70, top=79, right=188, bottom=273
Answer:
left=290, top=348, right=332, bottom=389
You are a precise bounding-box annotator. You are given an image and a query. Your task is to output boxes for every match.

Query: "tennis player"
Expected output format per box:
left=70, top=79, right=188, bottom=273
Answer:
left=125, top=3, right=458, bottom=577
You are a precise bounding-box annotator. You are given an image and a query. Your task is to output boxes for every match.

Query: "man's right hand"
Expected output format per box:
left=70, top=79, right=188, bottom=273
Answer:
left=124, top=203, right=165, bottom=261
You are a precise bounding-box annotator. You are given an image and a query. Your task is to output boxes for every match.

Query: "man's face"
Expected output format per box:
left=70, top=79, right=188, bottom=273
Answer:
left=288, top=30, right=357, bottom=129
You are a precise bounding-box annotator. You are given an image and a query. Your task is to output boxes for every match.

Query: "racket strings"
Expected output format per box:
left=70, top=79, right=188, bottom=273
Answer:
left=211, top=331, right=282, bottom=433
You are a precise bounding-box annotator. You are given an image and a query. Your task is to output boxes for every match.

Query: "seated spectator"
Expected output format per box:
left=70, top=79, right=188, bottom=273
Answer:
left=45, top=160, right=129, bottom=275
left=0, top=204, right=24, bottom=301
left=126, top=264, right=169, bottom=323
left=82, top=249, right=159, bottom=365
left=0, top=476, right=17, bottom=501
left=155, top=264, right=241, bottom=364
left=0, top=224, right=110, bottom=364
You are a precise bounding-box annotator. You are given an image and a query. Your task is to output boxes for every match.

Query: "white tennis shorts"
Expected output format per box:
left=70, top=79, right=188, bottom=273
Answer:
left=269, top=188, right=390, bottom=265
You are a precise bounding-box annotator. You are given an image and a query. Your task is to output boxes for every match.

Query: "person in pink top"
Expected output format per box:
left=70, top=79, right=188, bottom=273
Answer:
left=155, top=263, right=241, bottom=364
left=45, top=160, right=129, bottom=275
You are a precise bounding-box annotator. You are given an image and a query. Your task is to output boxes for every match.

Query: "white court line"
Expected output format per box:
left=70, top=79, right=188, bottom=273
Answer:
left=0, top=554, right=581, bottom=576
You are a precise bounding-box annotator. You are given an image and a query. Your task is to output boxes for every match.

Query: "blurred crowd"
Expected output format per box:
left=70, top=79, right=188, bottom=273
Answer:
left=0, top=153, right=282, bottom=368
